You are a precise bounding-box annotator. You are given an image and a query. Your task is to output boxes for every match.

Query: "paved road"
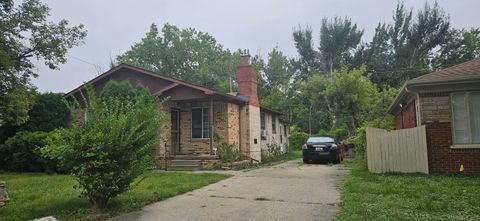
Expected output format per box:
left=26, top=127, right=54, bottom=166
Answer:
left=111, top=159, right=347, bottom=221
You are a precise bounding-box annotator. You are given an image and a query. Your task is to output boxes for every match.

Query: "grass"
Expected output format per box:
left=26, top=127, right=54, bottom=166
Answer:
left=335, top=156, right=480, bottom=221
left=0, top=172, right=230, bottom=221
left=261, top=150, right=303, bottom=163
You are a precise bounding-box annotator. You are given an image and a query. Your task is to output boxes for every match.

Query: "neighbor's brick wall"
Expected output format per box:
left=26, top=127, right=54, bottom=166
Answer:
left=394, top=100, right=416, bottom=129
left=420, top=93, right=480, bottom=173
left=425, top=122, right=480, bottom=173
left=420, top=94, right=451, bottom=123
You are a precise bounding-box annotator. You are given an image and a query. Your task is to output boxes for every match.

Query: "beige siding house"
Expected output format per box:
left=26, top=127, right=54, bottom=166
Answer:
left=65, top=55, right=289, bottom=168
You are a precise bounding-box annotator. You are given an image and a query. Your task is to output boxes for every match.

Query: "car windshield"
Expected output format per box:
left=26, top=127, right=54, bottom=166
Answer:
left=307, top=137, right=334, bottom=143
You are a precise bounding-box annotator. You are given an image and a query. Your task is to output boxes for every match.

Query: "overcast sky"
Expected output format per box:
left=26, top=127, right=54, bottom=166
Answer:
left=32, top=0, right=480, bottom=93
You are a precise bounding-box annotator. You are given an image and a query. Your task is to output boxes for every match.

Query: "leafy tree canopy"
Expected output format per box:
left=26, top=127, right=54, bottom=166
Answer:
left=0, top=0, right=87, bottom=126
left=117, top=23, right=242, bottom=92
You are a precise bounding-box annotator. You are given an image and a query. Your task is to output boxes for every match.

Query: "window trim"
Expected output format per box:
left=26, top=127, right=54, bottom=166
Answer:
left=450, top=92, right=480, bottom=147
left=191, top=107, right=209, bottom=139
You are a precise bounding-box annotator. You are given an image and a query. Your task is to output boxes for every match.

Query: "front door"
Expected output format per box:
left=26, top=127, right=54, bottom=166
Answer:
left=171, top=109, right=180, bottom=154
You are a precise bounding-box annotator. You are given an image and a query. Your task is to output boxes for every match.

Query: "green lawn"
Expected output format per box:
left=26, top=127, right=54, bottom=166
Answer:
left=335, top=157, right=480, bottom=221
left=0, top=172, right=230, bottom=221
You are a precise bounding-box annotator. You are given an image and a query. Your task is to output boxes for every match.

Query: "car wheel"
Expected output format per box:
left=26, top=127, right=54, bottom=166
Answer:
left=303, top=158, right=309, bottom=164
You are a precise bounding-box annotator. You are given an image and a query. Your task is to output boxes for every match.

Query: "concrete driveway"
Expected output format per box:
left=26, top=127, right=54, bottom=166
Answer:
left=111, top=159, right=347, bottom=221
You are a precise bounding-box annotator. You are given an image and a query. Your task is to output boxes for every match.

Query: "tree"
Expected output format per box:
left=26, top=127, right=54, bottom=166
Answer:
left=292, top=26, right=319, bottom=81
left=264, top=47, right=293, bottom=93
left=47, top=85, right=166, bottom=209
left=319, top=17, right=363, bottom=73
left=433, top=28, right=480, bottom=69
left=357, top=1, right=450, bottom=87
left=21, top=92, right=69, bottom=132
left=0, top=0, right=87, bottom=126
left=324, top=66, right=376, bottom=136
left=117, top=23, right=241, bottom=92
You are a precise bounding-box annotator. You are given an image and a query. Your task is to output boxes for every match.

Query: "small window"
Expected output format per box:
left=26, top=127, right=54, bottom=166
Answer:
left=272, top=115, right=277, bottom=134
left=451, top=92, right=480, bottom=144
left=260, top=112, right=266, bottom=130
left=192, top=108, right=209, bottom=138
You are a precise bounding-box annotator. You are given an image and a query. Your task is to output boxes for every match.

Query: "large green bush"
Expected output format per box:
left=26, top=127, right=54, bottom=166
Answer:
left=22, top=92, right=69, bottom=132
left=44, top=86, right=166, bottom=209
left=0, top=131, right=53, bottom=172
left=289, top=130, right=309, bottom=150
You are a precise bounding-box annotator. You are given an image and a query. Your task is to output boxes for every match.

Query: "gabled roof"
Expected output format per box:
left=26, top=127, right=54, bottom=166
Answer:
left=64, top=63, right=248, bottom=104
left=410, top=58, right=480, bottom=83
left=387, top=58, right=480, bottom=114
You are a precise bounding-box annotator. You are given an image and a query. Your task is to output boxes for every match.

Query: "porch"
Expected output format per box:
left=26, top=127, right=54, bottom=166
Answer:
left=155, top=91, right=246, bottom=169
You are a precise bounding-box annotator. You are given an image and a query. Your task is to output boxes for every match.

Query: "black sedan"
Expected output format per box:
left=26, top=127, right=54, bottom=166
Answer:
left=302, top=136, right=342, bottom=164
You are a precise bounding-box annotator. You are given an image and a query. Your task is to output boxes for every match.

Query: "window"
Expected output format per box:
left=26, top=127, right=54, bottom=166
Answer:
left=260, top=112, right=266, bottom=130
left=192, top=108, right=209, bottom=138
left=272, top=115, right=277, bottom=134
left=451, top=92, right=480, bottom=144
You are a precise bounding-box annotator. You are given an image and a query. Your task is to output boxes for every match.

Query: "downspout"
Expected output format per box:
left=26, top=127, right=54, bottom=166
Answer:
left=404, top=85, right=421, bottom=126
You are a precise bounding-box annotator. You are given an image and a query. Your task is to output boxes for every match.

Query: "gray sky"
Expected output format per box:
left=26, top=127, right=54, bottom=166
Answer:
left=32, top=0, right=480, bottom=93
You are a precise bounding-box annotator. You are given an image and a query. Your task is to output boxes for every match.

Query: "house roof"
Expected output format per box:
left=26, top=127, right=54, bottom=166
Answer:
left=387, top=58, right=480, bottom=114
left=410, top=58, right=480, bottom=83
left=64, top=63, right=248, bottom=104
left=64, top=63, right=284, bottom=115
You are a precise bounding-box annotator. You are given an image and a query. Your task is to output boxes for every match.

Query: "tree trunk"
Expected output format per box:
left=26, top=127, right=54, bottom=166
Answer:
left=92, top=197, right=109, bottom=210
left=346, top=116, right=356, bottom=136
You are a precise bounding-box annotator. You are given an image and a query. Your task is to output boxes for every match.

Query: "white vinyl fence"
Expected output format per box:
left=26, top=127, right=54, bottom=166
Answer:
left=366, top=126, right=429, bottom=174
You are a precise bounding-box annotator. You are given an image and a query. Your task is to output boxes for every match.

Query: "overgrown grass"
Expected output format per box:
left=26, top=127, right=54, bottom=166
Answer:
left=0, top=172, right=230, bottom=221
left=262, top=150, right=302, bottom=163
left=335, top=156, right=480, bottom=221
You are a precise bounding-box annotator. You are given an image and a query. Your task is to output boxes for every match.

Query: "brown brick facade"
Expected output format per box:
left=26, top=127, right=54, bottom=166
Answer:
left=426, top=122, right=480, bottom=173
left=394, top=100, right=416, bottom=129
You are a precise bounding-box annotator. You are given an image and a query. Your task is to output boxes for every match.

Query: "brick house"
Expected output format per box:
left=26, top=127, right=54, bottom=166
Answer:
left=387, top=58, right=480, bottom=173
left=64, top=55, right=289, bottom=168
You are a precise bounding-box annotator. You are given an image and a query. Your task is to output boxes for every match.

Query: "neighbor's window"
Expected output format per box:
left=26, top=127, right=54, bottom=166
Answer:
left=260, top=112, right=266, bottom=130
left=272, top=115, right=277, bottom=134
left=451, top=92, right=480, bottom=144
left=192, top=107, right=209, bottom=138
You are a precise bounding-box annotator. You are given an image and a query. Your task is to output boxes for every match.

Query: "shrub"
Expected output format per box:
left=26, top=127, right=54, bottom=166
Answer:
left=214, top=134, right=244, bottom=163
left=289, top=131, right=310, bottom=150
left=348, top=118, right=394, bottom=155
left=0, top=131, right=53, bottom=172
left=261, top=143, right=282, bottom=162
left=46, top=86, right=166, bottom=209
left=22, top=93, right=69, bottom=132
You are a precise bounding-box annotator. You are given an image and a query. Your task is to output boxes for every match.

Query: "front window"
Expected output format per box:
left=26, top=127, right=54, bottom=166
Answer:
left=451, top=92, right=480, bottom=144
left=272, top=115, right=277, bottom=134
left=260, top=112, right=266, bottom=130
left=192, top=107, right=209, bottom=138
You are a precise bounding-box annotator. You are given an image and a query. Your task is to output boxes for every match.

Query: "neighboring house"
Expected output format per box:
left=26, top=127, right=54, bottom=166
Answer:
left=64, top=55, right=289, bottom=168
left=388, top=58, right=480, bottom=173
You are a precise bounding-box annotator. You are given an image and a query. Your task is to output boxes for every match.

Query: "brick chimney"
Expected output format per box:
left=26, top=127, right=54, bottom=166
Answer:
left=236, top=55, right=259, bottom=107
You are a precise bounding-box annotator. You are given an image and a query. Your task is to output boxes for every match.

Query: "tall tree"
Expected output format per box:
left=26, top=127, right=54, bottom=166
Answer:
left=0, top=0, right=87, bottom=126
left=292, top=26, right=319, bottom=81
left=117, top=23, right=241, bottom=92
left=357, top=1, right=450, bottom=87
left=433, top=28, right=480, bottom=69
left=319, top=17, right=363, bottom=73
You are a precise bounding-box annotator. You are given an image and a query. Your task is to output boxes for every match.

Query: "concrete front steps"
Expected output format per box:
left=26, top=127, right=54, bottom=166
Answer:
left=167, top=160, right=201, bottom=171
left=160, top=154, right=221, bottom=171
